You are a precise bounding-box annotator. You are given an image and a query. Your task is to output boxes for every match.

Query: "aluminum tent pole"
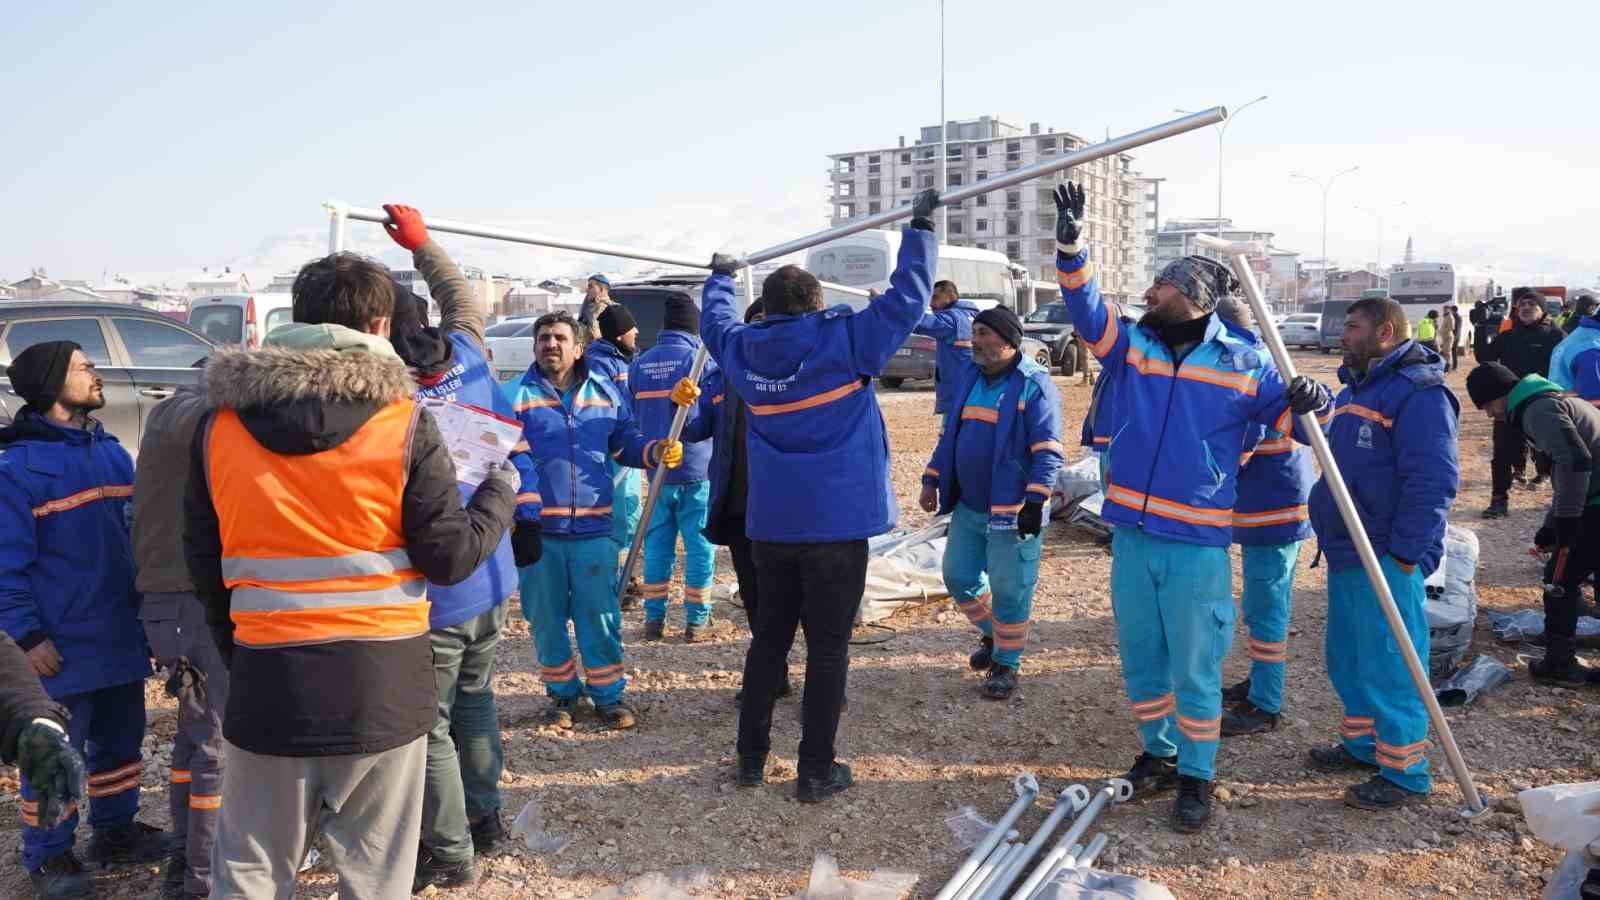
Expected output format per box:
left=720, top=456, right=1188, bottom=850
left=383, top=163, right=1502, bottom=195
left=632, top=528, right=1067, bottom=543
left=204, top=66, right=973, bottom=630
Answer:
left=933, top=774, right=1039, bottom=900
left=326, top=201, right=349, bottom=253
left=975, top=783, right=1090, bottom=900
left=1194, top=232, right=1487, bottom=818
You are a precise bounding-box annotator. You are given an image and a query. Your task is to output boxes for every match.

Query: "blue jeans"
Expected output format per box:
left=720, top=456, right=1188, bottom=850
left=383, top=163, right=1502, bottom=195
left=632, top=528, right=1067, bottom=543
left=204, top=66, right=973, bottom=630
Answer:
left=1239, top=541, right=1302, bottom=714
left=641, top=481, right=715, bottom=626
left=423, top=602, right=508, bottom=863
left=1110, top=528, right=1233, bottom=782
left=520, top=535, right=627, bottom=706
left=1327, top=556, right=1432, bottom=794
left=942, top=502, right=1043, bottom=668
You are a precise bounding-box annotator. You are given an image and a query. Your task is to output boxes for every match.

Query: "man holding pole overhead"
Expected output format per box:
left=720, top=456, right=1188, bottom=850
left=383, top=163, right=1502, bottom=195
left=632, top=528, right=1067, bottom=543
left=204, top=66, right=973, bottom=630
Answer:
left=1052, top=181, right=1331, bottom=832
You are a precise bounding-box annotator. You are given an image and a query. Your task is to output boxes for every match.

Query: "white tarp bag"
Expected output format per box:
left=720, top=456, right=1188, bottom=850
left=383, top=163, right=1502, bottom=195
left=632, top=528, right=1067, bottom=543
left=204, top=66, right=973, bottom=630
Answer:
left=1522, top=782, right=1600, bottom=852
left=1032, top=868, right=1176, bottom=900
left=1424, top=525, right=1479, bottom=678
left=1051, top=455, right=1102, bottom=520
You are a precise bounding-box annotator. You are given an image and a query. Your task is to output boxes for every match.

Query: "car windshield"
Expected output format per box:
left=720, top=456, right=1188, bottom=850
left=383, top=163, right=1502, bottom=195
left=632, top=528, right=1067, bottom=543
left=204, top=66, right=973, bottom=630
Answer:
left=1025, top=304, right=1071, bottom=324
left=486, top=321, right=532, bottom=337
left=1286, top=315, right=1317, bottom=324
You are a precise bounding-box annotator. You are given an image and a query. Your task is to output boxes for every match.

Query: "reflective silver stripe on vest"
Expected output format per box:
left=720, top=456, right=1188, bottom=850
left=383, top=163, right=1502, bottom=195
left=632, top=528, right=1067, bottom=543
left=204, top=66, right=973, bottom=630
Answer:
left=230, top=578, right=427, bottom=613
left=221, top=548, right=413, bottom=583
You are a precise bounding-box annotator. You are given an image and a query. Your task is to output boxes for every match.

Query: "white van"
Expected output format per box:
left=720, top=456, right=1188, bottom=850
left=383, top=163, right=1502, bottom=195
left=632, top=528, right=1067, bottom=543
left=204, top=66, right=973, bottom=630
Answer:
left=187, top=293, right=295, bottom=348
left=805, top=231, right=1017, bottom=313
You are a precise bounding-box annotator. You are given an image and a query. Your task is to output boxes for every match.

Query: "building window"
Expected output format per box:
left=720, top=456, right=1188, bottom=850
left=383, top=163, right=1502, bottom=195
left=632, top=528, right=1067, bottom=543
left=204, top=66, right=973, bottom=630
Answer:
left=900, top=176, right=911, bottom=190
left=837, top=157, right=855, bottom=173
left=838, top=182, right=855, bottom=197
left=948, top=172, right=963, bottom=187
left=868, top=179, right=881, bottom=196
left=1007, top=241, right=1022, bottom=260
left=1038, top=137, right=1057, bottom=153
left=921, top=147, right=935, bottom=161
left=1006, top=218, right=1020, bottom=235
left=1006, top=141, right=1021, bottom=161
left=976, top=194, right=988, bottom=207
left=951, top=220, right=964, bottom=235
left=1005, top=190, right=1020, bottom=212
left=976, top=219, right=988, bottom=232
left=869, top=201, right=881, bottom=214
left=976, top=145, right=988, bottom=159
left=900, top=152, right=911, bottom=165
left=1038, top=239, right=1054, bottom=255
left=921, top=173, right=935, bottom=188
left=947, top=145, right=962, bottom=160
left=838, top=204, right=854, bottom=219
left=977, top=242, right=990, bottom=251
left=976, top=170, right=987, bottom=181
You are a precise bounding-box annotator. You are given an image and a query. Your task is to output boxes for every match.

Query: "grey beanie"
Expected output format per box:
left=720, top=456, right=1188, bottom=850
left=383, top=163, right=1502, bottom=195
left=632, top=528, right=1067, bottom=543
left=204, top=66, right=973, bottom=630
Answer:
left=1157, top=255, right=1239, bottom=313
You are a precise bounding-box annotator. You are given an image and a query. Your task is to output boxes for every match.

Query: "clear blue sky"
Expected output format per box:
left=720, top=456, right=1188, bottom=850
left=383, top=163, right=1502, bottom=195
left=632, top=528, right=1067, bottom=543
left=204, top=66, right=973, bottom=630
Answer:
left=4, top=0, right=1596, bottom=287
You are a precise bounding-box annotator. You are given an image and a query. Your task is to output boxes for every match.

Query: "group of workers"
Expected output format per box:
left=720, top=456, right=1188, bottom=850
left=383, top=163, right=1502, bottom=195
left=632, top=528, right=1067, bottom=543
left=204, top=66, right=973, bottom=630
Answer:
left=2, top=176, right=1593, bottom=900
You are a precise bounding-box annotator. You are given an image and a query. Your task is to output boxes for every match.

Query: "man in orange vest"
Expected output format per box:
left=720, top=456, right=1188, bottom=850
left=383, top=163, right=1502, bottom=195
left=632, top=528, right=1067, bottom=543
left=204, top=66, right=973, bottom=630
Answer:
left=184, top=253, right=519, bottom=898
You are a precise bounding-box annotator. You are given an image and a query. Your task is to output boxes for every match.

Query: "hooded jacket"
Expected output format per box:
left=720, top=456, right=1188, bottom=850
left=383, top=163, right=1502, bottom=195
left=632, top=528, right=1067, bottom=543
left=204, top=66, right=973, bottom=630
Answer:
left=1055, top=246, right=1329, bottom=548
left=0, top=409, right=149, bottom=699
left=700, top=226, right=936, bottom=543
left=133, top=384, right=210, bottom=597
left=913, top=299, right=980, bottom=415
left=1481, top=313, right=1564, bottom=378
left=184, top=324, right=516, bottom=756
left=1507, top=374, right=1600, bottom=518
left=1222, top=321, right=1315, bottom=546
left=1548, top=315, right=1600, bottom=404
left=1309, top=340, right=1459, bottom=576
left=629, top=330, right=715, bottom=484
left=585, top=338, right=634, bottom=399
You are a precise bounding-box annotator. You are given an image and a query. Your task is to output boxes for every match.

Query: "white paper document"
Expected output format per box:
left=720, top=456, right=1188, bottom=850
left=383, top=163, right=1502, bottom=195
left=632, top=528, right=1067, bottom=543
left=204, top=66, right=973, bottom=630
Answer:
left=419, top=399, right=524, bottom=488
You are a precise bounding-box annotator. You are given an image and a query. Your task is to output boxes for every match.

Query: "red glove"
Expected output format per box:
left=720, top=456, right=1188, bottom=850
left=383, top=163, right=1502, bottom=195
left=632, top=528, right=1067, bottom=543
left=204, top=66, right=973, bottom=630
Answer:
left=382, top=203, right=429, bottom=251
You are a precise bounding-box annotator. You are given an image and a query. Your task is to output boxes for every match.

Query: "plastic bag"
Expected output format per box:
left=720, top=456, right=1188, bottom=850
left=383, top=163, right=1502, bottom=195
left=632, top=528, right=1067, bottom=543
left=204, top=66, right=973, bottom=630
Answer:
left=782, top=855, right=917, bottom=900
left=1033, top=866, right=1177, bottom=900
left=1424, top=526, right=1479, bottom=676
left=588, top=868, right=711, bottom=900
left=1486, top=609, right=1600, bottom=643
left=945, top=806, right=998, bottom=852
left=1522, top=783, right=1600, bottom=851
left=1052, top=456, right=1103, bottom=518
left=1542, top=847, right=1600, bottom=899
left=511, top=799, right=571, bottom=854
left=1434, top=655, right=1513, bottom=706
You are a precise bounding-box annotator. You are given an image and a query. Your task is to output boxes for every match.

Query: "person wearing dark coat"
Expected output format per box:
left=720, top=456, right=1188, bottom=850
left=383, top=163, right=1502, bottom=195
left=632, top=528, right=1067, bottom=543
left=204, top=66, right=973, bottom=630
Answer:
left=1479, top=287, right=1566, bottom=517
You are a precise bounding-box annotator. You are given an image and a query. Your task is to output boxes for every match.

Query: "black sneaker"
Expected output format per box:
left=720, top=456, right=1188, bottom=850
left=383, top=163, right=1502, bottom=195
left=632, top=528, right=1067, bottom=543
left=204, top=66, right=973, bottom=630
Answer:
left=642, top=619, right=666, bottom=642
left=29, top=851, right=93, bottom=899
left=737, top=755, right=766, bottom=787
left=1122, top=752, right=1179, bottom=797
left=85, top=821, right=169, bottom=866
left=1529, top=655, right=1595, bottom=687
left=982, top=664, right=1018, bottom=700
left=1220, top=701, right=1280, bottom=737
left=160, top=854, right=187, bottom=899
left=470, top=809, right=506, bottom=855
left=412, top=847, right=480, bottom=894
left=969, top=636, right=994, bottom=671
left=1307, top=744, right=1379, bottom=772
left=1221, top=677, right=1252, bottom=704
left=1171, top=776, right=1214, bottom=833
left=540, top=696, right=580, bottom=729
left=1344, top=775, right=1427, bottom=811
left=1481, top=496, right=1509, bottom=519
left=797, top=762, right=854, bottom=803
left=595, top=701, right=637, bottom=730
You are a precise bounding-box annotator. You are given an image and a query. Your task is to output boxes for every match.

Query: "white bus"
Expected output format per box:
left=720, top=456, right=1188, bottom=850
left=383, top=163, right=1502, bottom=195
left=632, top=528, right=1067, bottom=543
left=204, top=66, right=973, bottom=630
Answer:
left=805, top=230, right=1017, bottom=314
left=1388, top=263, right=1457, bottom=322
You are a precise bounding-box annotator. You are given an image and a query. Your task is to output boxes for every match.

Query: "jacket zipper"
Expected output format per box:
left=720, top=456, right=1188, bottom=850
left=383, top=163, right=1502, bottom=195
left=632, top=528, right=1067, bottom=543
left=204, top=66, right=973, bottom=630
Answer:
left=1137, top=342, right=1191, bottom=530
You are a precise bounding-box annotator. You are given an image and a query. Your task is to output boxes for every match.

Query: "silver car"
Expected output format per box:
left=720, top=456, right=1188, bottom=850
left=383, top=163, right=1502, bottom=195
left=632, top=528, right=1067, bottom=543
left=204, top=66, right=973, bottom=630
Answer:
left=1276, top=313, right=1321, bottom=349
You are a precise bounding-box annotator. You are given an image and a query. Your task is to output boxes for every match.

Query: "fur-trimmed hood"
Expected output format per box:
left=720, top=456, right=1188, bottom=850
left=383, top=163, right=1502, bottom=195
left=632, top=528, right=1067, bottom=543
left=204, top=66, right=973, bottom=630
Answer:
left=206, top=345, right=413, bottom=410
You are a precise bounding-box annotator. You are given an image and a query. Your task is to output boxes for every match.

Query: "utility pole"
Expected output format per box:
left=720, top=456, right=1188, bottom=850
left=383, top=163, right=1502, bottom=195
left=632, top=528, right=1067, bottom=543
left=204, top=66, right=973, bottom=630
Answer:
left=1292, top=166, right=1359, bottom=306
left=938, top=0, right=947, bottom=234
left=1178, top=95, right=1267, bottom=236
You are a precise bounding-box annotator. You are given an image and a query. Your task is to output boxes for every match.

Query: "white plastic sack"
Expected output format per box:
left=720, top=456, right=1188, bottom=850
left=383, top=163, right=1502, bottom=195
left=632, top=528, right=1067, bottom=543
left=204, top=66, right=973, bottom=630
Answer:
left=1522, top=782, right=1600, bottom=852
left=511, top=800, right=570, bottom=854
left=1424, top=525, right=1480, bottom=678
left=1052, top=455, right=1102, bottom=520
left=858, top=516, right=952, bottom=623
left=782, top=854, right=917, bottom=900
left=587, top=868, right=710, bottom=900
left=1033, top=867, right=1176, bottom=900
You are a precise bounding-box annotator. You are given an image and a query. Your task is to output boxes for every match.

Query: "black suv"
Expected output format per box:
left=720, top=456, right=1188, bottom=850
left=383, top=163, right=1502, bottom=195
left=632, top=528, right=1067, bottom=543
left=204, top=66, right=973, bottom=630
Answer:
left=1022, top=303, right=1080, bottom=376
left=0, top=301, right=213, bottom=456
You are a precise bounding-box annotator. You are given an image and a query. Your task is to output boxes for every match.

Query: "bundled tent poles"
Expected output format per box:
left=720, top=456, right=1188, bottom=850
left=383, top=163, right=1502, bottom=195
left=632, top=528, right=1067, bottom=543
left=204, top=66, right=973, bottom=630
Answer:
left=934, top=774, right=1133, bottom=900
left=327, top=104, right=1226, bottom=608
left=1195, top=233, right=1488, bottom=819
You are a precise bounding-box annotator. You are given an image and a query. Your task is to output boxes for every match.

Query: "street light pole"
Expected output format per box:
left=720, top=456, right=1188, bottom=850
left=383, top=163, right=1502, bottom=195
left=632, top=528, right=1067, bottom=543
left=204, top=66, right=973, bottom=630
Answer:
left=1292, top=166, right=1359, bottom=306
left=938, top=0, right=947, bottom=234
left=1178, top=95, right=1267, bottom=236
left=1355, top=201, right=1407, bottom=282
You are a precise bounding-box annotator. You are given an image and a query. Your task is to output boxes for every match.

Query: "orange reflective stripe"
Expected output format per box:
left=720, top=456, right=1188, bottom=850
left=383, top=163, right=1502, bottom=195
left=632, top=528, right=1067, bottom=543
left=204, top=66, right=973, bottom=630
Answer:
left=1177, top=714, right=1221, bottom=740
left=539, top=505, right=613, bottom=517
left=1025, top=483, right=1052, bottom=498
left=991, top=503, right=1024, bottom=515
left=1274, top=406, right=1293, bottom=436
left=511, top=440, right=530, bottom=453
left=231, top=602, right=429, bottom=648
left=1131, top=694, right=1176, bottom=722
left=924, top=466, right=940, bottom=479
left=189, top=794, right=222, bottom=810
left=747, top=380, right=864, bottom=416
left=1056, top=262, right=1095, bottom=291
left=515, top=398, right=561, bottom=412
left=540, top=660, right=577, bottom=682
left=585, top=663, right=625, bottom=686
left=1124, top=346, right=1174, bottom=377
left=170, top=770, right=192, bottom=784
left=961, top=406, right=1000, bottom=425
left=32, top=484, right=133, bottom=518
left=683, top=585, right=710, bottom=600
left=955, top=593, right=993, bottom=625
left=1336, top=404, right=1394, bottom=428
left=516, top=492, right=543, bottom=505
left=573, top=397, right=613, bottom=409
left=953, top=340, right=973, bottom=348
left=1253, top=438, right=1294, bottom=455
left=1092, top=436, right=1110, bottom=446
left=634, top=390, right=673, bottom=400
left=993, top=620, right=1029, bottom=650
left=1176, top=366, right=1258, bottom=395
left=88, top=775, right=141, bottom=798
left=1232, top=505, right=1309, bottom=527
left=90, top=761, right=142, bottom=784
left=1030, top=440, right=1065, bottom=455
left=1104, top=484, right=1231, bottom=527
left=1075, top=298, right=1119, bottom=358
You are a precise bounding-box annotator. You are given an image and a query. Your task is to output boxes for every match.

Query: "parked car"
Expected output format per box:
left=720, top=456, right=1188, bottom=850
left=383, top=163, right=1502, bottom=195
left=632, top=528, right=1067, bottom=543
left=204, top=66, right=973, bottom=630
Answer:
left=1021, top=302, right=1080, bottom=377
left=0, top=301, right=214, bottom=456
left=187, top=292, right=294, bottom=348
left=489, top=276, right=701, bottom=383
left=1319, top=299, right=1355, bottom=352
left=485, top=317, right=540, bottom=382
left=1277, top=313, right=1321, bottom=349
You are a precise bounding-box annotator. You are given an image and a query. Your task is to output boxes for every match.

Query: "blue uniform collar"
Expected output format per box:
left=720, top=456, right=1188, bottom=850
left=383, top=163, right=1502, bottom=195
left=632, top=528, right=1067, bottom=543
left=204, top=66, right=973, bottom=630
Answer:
left=1338, top=339, right=1435, bottom=386
left=1581, top=315, right=1600, bottom=332
left=0, top=407, right=102, bottom=447
left=654, top=330, right=702, bottom=350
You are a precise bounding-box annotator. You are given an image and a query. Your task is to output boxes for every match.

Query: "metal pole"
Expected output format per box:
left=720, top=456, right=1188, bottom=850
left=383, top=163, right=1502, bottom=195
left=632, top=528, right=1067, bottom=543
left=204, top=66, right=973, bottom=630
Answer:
left=938, top=0, right=947, bottom=236
left=1076, top=833, right=1109, bottom=869
left=933, top=774, right=1039, bottom=900
left=324, top=201, right=348, bottom=254
left=1194, top=233, right=1487, bottom=817
left=965, top=843, right=1027, bottom=900
left=977, top=783, right=1089, bottom=900
left=1013, top=780, right=1130, bottom=900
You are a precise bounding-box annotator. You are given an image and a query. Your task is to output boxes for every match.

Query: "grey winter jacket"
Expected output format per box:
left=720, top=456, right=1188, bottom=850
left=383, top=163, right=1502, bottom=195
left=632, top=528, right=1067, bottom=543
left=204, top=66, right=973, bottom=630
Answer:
left=132, top=383, right=211, bottom=594
left=1510, top=375, right=1600, bottom=519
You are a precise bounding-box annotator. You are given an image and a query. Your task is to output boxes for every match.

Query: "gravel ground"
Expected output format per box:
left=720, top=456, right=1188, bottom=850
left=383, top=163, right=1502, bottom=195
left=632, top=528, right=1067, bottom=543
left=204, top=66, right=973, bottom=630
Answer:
left=4, top=349, right=1593, bottom=899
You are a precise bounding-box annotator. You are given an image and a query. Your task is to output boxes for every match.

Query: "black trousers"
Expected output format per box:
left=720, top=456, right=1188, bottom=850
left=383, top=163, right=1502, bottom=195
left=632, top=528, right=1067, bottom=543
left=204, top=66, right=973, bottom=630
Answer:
left=737, top=539, right=866, bottom=778
left=728, top=532, right=788, bottom=684
left=1491, top=420, right=1552, bottom=496
left=1541, top=506, right=1600, bottom=661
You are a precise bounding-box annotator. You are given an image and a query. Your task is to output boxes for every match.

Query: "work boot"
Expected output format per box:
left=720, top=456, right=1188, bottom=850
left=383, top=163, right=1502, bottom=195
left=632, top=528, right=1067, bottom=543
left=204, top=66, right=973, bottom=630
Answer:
left=1221, top=677, right=1252, bottom=704
left=620, top=578, right=643, bottom=611
left=85, top=821, right=169, bottom=866
left=412, top=846, right=480, bottom=893
left=969, top=635, right=994, bottom=671
left=595, top=701, right=637, bottom=730
left=539, top=696, right=581, bottom=729
left=982, top=664, right=1018, bottom=700
left=1307, top=744, right=1379, bottom=772
left=1220, top=701, right=1280, bottom=737
left=470, top=809, right=506, bottom=855
left=642, top=619, right=666, bottom=642
left=1122, top=752, right=1179, bottom=797
left=1481, top=495, right=1509, bottom=519
left=29, top=851, right=93, bottom=899
left=1171, top=776, right=1214, bottom=833
left=684, top=621, right=711, bottom=644
left=796, top=762, right=854, bottom=803
left=737, top=755, right=767, bottom=788
left=1344, top=775, right=1427, bottom=811
left=160, top=854, right=187, bottom=900
left=1529, top=642, right=1595, bottom=686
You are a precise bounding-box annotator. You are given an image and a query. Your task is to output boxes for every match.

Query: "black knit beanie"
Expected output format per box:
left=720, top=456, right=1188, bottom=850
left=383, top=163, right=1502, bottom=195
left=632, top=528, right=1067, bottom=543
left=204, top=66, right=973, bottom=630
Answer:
left=6, top=340, right=79, bottom=411
left=664, top=295, right=699, bottom=335
left=974, top=306, right=1024, bottom=349
left=1465, top=363, right=1521, bottom=408
left=598, top=304, right=637, bottom=341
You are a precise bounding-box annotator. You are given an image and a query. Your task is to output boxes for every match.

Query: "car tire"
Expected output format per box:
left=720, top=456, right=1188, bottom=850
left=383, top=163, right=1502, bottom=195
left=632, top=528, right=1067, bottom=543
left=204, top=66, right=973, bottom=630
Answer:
left=1058, top=350, right=1076, bottom=378
left=1035, top=348, right=1055, bottom=373
left=879, top=377, right=904, bottom=389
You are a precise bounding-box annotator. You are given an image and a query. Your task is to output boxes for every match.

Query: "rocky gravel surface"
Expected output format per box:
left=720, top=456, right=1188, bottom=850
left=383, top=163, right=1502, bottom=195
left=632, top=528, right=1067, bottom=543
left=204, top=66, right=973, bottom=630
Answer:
left=3, top=351, right=1593, bottom=899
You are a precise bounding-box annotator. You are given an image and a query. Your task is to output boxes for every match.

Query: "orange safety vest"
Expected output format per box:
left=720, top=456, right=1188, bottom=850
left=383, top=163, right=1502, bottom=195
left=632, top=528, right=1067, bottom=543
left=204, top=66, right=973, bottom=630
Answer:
left=205, top=401, right=429, bottom=649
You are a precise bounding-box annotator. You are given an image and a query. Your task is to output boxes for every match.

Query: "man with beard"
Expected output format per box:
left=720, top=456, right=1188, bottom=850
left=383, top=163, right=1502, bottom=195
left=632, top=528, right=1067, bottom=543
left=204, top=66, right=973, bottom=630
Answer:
left=1051, top=181, right=1330, bottom=832
left=578, top=274, right=614, bottom=343
left=912, top=280, right=981, bottom=418
left=919, top=305, right=1064, bottom=700
left=590, top=305, right=645, bottom=608
left=1306, top=296, right=1458, bottom=812
left=2, top=341, right=170, bottom=898
left=1479, top=287, right=1565, bottom=517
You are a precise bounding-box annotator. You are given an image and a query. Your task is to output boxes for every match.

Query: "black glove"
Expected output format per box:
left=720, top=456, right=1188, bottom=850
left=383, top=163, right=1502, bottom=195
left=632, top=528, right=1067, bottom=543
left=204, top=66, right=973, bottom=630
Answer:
left=1285, top=376, right=1329, bottom=416
left=1053, top=182, right=1085, bottom=247
left=910, top=189, right=941, bottom=230
left=710, top=253, right=741, bottom=277
left=1017, top=500, right=1045, bottom=538
left=512, top=522, right=543, bottom=568
left=1535, top=523, right=1557, bottom=551
left=1556, top=515, right=1582, bottom=550
left=15, top=722, right=85, bottom=828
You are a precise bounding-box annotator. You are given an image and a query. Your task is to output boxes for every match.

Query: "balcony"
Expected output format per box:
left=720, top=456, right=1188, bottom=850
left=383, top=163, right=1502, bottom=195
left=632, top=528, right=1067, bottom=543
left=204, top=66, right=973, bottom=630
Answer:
left=830, top=168, right=855, bottom=180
